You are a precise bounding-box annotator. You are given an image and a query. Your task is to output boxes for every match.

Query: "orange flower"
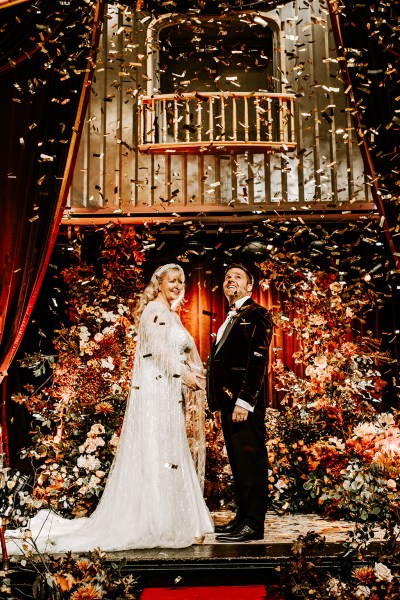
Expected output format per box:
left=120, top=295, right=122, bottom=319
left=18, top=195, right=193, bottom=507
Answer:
left=326, top=341, right=338, bottom=353
left=95, top=402, right=114, bottom=415
left=70, top=584, right=102, bottom=600
left=352, top=566, right=375, bottom=584
left=75, top=559, right=91, bottom=572
left=55, top=573, right=75, bottom=592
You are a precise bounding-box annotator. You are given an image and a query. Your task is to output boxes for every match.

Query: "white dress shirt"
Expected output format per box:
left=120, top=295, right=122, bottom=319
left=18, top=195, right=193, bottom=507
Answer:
left=216, top=296, right=254, bottom=413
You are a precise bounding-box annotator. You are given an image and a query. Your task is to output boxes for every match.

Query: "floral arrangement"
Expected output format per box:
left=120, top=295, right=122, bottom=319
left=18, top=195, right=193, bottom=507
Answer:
left=259, top=228, right=398, bottom=522
left=11, top=224, right=145, bottom=522
left=204, top=416, right=234, bottom=511
left=273, top=530, right=400, bottom=600
left=2, top=549, right=140, bottom=599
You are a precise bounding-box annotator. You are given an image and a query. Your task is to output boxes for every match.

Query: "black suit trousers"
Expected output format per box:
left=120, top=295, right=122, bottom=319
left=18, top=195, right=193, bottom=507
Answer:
left=221, top=404, right=268, bottom=531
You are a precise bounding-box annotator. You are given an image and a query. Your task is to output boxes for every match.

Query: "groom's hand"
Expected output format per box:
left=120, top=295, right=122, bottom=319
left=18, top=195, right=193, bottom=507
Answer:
left=232, top=405, right=249, bottom=423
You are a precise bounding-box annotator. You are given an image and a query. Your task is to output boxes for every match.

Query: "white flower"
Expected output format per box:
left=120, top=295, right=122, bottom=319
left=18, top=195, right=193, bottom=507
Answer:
left=305, top=365, right=317, bottom=378
left=314, top=354, right=328, bottom=369
left=78, top=326, right=90, bottom=341
left=77, top=455, right=87, bottom=469
left=328, top=437, right=346, bottom=451
left=101, top=310, right=118, bottom=323
left=77, top=455, right=101, bottom=471
left=87, top=474, right=101, bottom=489
left=376, top=412, right=396, bottom=430
left=374, top=562, right=393, bottom=582
left=101, top=356, right=115, bottom=370
left=79, top=437, right=104, bottom=454
left=346, top=307, right=355, bottom=318
left=94, top=332, right=104, bottom=342
left=102, top=326, right=115, bottom=335
left=109, top=433, right=119, bottom=449
left=117, top=303, right=128, bottom=315
left=90, top=424, right=105, bottom=435
left=111, top=383, right=122, bottom=394
left=354, top=585, right=371, bottom=598
left=374, top=436, right=400, bottom=459
left=126, top=325, right=136, bottom=338
left=353, top=422, right=377, bottom=438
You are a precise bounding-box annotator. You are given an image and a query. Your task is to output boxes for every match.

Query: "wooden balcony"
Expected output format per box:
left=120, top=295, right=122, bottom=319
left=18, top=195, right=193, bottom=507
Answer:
left=138, top=92, right=296, bottom=154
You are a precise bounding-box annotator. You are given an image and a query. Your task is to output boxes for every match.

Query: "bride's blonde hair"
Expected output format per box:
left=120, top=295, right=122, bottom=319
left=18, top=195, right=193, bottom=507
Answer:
left=134, top=263, right=185, bottom=320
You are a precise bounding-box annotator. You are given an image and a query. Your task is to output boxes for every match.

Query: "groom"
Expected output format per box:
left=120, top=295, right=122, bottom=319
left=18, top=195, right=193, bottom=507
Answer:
left=207, top=264, right=273, bottom=542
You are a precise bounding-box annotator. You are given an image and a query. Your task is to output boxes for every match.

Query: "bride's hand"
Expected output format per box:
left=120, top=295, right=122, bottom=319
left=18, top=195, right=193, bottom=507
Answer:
left=183, top=371, right=206, bottom=391
left=195, top=373, right=206, bottom=391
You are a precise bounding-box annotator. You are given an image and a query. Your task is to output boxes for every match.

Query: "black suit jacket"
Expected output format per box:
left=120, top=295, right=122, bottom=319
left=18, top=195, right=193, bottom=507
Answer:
left=206, top=298, right=273, bottom=413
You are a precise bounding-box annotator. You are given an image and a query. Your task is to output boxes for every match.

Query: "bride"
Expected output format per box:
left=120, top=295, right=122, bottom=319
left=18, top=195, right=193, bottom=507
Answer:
left=7, top=263, right=214, bottom=553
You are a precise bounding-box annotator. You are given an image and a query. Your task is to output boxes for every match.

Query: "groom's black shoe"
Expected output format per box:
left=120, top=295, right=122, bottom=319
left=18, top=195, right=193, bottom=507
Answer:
left=214, top=514, right=244, bottom=534
left=216, top=523, right=264, bottom=543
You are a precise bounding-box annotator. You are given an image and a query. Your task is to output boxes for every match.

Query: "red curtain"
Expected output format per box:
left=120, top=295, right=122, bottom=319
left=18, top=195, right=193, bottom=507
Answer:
left=0, top=1, right=103, bottom=459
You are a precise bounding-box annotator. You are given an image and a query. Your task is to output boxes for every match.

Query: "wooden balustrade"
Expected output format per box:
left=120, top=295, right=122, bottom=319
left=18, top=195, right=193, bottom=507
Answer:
left=138, top=91, right=296, bottom=154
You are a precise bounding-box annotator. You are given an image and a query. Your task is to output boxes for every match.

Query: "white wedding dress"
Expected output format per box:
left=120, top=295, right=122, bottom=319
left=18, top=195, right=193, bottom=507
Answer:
left=7, top=300, right=214, bottom=554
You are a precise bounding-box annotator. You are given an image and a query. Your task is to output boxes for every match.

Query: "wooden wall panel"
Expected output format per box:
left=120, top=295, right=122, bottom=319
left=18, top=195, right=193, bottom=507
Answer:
left=68, top=1, right=371, bottom=215
left=70, top=124, right=87, bottom=208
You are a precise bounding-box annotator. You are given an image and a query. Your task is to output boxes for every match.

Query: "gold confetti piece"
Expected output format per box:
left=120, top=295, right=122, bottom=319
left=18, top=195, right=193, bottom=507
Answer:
left=29, top=215, right=39, bottom=222
left=253, top=15, right=268, bottom=27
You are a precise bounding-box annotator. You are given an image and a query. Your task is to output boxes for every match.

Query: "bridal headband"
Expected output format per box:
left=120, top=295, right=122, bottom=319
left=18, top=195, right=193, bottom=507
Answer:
left=155, top=263, right=183, bottom=279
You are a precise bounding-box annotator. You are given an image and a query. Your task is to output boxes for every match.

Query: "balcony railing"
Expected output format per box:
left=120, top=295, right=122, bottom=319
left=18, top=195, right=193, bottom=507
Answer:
left=138, top=91, right=296, bottom=154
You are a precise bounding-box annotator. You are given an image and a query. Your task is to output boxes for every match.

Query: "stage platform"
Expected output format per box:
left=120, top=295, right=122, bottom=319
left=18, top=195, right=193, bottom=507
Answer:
left=5, top=511, right=385, bottom=593
left=103, top=511, right=384, bottom=587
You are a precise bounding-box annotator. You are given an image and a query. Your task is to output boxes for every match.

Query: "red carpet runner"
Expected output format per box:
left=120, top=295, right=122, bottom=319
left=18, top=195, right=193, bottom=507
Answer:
left=141, top=586, right=282, bottom=599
